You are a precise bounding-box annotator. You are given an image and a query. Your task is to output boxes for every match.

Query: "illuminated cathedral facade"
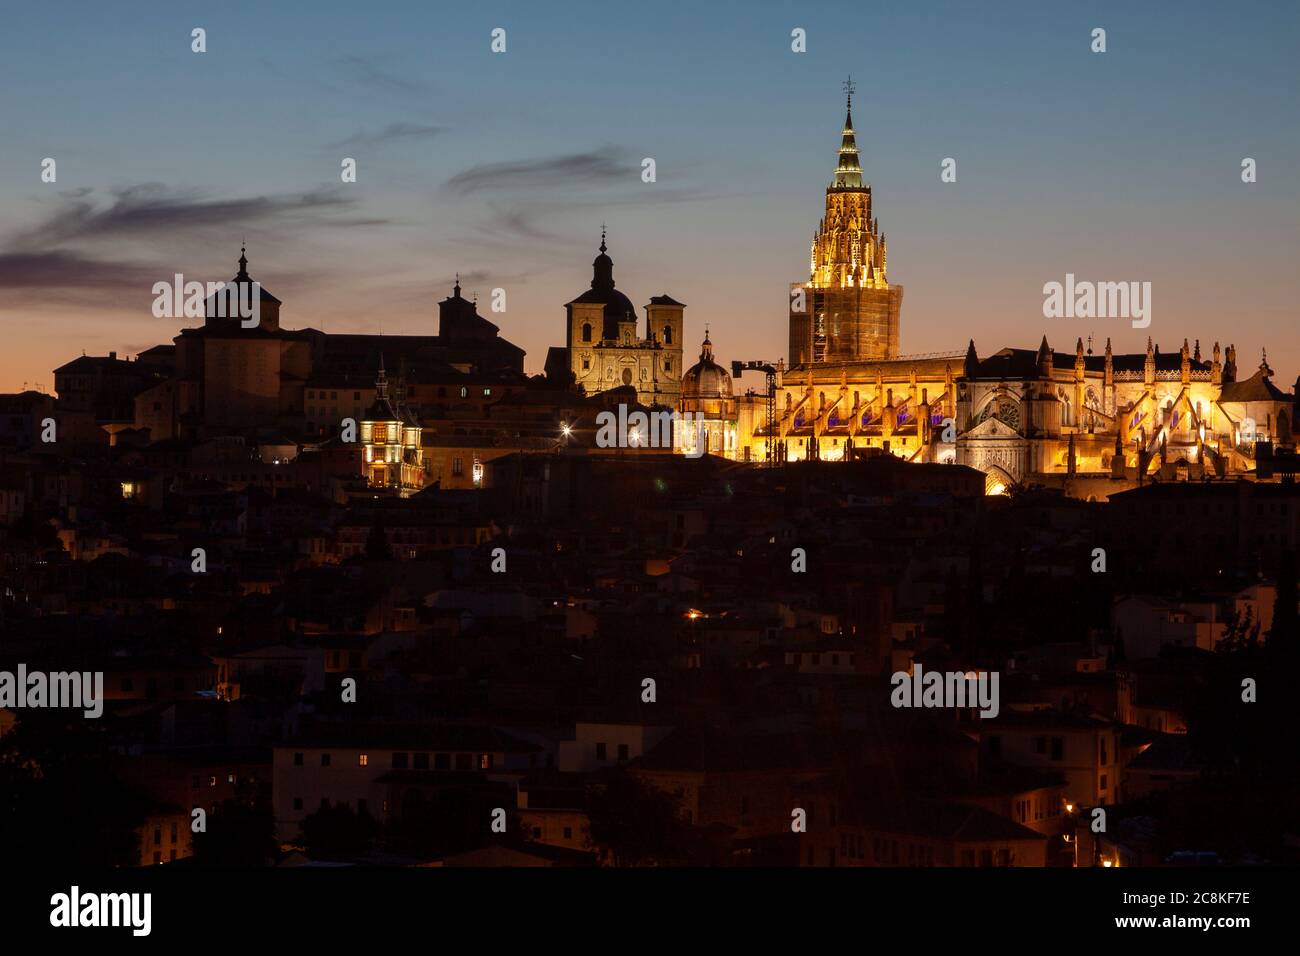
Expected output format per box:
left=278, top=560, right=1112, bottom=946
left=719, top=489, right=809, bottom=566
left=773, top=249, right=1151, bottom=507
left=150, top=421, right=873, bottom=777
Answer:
left=720, top=85, right=1298, bottom=498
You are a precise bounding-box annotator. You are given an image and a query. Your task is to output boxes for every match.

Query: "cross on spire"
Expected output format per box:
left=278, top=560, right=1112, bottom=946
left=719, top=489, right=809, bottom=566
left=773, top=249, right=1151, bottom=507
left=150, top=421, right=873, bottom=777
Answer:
left=600, top=222, right=607, bottom=253
left=843, top=75, right=855, bottom=108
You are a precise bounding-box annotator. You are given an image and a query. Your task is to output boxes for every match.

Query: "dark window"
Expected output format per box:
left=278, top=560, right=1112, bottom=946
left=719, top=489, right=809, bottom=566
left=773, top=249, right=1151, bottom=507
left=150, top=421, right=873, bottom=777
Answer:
left=582, top=323, right=592, bottom=343
left=455, top=753, right=473, bottom=771
left=293, top=753, right=303, bottom=766
left=392, top=752, right=409, bottom=770
left=595, top=742, right=607, bottom=761
left=413, top=753, right=429, bottom=770
left=320, top=753, right=331, bottom=767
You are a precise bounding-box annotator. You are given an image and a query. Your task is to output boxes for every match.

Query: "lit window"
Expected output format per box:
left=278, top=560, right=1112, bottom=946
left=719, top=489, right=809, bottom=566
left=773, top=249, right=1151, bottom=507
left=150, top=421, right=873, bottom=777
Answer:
left=358, top=754, right=369, bottom=767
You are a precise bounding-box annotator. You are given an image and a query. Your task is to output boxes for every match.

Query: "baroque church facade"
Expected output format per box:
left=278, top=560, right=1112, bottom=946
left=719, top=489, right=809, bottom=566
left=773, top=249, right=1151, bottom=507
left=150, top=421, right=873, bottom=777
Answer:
left=548, top=230, right=685, bottom=409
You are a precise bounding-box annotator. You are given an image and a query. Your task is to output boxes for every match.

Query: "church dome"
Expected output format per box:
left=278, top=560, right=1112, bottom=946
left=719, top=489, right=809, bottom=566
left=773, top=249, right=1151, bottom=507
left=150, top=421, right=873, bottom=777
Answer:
left=682, top=332, right=732, bottom=399
left=566, top=231, right=638, bottom=341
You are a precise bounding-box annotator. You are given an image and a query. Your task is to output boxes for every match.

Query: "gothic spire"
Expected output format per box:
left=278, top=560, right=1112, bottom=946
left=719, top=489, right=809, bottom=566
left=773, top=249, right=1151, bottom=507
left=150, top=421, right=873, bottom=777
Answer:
left=832, top=77, right=863, bottom=189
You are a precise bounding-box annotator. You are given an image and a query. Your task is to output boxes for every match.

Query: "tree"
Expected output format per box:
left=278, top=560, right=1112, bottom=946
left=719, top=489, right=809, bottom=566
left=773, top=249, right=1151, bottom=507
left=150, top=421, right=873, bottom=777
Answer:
left=297, top=803, right=378, bottom=861
left=364, top=515, right=392, bottom=561
left=0, top=714, right=147, bottom=866
left=1267, top=549, right=1299, bottom=664
left=191, top=802, right=278, bottom=866
left=585, top=769, right=693, bottom=866
left=1216, top=605, right=1260, bottom=653
left=1110, top=627, right=1127, bottom=665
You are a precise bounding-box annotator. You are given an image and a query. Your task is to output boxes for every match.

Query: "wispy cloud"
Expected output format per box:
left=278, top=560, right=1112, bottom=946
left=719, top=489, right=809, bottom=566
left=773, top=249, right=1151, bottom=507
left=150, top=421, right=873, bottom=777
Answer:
left=444, top=146, right=635, bottom=196
left=326, top=122, right=443, bottom=150
left=332, top=54, right=426, bottom=94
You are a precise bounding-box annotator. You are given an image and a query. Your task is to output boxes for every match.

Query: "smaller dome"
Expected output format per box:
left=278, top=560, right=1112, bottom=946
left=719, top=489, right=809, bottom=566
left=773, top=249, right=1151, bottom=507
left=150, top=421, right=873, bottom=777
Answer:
left=682, top=332, right=732, bottom=399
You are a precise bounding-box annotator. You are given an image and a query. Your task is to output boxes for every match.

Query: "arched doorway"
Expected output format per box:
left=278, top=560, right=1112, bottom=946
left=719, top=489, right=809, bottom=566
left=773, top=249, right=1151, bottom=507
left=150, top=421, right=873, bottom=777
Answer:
left=984, top=465, right=1015, bottom=496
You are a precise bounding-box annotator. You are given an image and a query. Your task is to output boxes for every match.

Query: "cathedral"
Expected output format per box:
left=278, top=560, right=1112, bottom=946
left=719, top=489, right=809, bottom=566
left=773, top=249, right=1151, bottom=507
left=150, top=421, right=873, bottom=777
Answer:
left=717, top=86, right=1298, bottom=498
left=548, top=230, right=685, bottom=408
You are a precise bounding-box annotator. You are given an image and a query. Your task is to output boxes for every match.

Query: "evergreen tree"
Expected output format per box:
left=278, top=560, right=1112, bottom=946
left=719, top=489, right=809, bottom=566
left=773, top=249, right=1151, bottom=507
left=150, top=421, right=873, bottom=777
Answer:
left=1268, top=549, right=1299, bottom=663
left=365, top=514, right=392, bottom=561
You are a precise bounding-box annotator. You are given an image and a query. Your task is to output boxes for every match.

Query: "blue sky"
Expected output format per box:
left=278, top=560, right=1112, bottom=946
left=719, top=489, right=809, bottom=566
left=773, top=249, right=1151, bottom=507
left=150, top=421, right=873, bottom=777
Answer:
left=2, top=0, right=1297, bottom=390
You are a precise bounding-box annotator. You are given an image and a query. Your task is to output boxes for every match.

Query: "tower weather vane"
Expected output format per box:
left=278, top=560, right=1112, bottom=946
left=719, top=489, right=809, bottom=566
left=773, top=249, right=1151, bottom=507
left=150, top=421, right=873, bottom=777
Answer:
left=843, top=75, right=855, bottom=104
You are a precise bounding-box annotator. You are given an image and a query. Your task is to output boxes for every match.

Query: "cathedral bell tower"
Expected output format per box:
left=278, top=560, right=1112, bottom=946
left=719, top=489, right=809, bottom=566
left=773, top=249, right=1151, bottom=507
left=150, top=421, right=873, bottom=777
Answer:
left=789, top=79, right=904, bottom=366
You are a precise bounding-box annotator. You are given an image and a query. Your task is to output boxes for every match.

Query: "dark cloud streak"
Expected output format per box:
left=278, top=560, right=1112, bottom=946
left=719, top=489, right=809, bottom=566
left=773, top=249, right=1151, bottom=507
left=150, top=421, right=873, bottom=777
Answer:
left=11, top=184, right=373, bottom=249
left=444, top=147, right=635, bottom=196
left=326, top=123, right=443, bottom=150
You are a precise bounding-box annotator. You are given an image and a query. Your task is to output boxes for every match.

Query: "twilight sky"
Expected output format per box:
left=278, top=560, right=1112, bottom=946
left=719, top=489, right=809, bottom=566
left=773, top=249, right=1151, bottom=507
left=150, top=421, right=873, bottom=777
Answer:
left=1, top=0, right=1297, bottom=393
